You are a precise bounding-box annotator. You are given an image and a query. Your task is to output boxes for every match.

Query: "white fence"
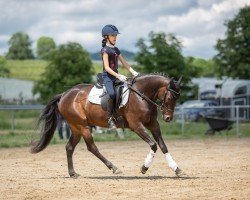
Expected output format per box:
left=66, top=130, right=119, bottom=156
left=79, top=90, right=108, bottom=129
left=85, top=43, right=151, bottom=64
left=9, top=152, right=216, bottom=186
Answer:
left=0, top=105, right=44, bottom=131
left=0, top=105, right=249, bottom=136
left=174, top=105, right=250, bottom=136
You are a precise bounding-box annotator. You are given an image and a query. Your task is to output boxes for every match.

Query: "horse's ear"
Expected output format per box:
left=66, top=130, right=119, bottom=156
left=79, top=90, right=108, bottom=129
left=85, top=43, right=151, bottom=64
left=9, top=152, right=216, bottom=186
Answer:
left=169, top=77, right=175, bottom=89
left=176, top=76, right=182, bottom=87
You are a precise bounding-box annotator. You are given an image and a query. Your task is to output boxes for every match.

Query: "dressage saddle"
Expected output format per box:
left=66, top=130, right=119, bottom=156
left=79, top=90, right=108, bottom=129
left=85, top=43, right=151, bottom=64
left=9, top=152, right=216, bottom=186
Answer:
left=95, top=73, right=125, bottom=110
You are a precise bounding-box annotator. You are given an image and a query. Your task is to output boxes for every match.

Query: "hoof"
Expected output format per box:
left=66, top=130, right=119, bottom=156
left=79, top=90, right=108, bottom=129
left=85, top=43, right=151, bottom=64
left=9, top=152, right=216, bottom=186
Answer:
left=175, top=167, right=188, bottom=178
left=113, top=168, right=122, bottom=174
left=70, top=173, right=80, bottom=179
left=141, top=165, right=148, bottom=174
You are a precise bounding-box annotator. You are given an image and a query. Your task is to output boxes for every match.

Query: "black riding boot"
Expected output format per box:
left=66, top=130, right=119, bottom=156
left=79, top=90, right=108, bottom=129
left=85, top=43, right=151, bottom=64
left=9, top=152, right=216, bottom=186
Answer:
left=107, top=98, right=116, bottom=129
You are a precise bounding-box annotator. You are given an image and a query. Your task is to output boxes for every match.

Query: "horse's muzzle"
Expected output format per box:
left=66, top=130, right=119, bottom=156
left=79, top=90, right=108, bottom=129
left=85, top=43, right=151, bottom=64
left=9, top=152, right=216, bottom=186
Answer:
left=163, top=114, right=173, bottom=122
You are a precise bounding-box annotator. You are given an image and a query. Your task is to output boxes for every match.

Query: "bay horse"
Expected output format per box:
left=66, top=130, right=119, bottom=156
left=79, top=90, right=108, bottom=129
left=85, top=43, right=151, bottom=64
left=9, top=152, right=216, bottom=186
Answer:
left=30, top=73, right=186, bottom=178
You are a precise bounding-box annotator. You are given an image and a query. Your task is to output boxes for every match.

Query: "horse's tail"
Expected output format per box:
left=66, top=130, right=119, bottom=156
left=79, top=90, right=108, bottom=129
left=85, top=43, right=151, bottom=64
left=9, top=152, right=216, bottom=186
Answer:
left=30, top=94, right=62, bottom=154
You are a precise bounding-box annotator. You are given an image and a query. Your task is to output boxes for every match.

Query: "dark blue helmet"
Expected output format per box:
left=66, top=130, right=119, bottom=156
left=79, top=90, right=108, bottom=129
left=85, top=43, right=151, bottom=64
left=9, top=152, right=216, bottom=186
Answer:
left=102, top=25, right=120, bottom=36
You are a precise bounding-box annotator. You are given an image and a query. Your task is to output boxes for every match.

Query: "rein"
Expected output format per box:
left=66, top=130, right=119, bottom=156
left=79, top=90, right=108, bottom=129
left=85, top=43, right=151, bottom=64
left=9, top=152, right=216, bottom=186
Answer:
left=126, top=80, right=179, bottom=113
left=127, top=84, right=163, bottom=110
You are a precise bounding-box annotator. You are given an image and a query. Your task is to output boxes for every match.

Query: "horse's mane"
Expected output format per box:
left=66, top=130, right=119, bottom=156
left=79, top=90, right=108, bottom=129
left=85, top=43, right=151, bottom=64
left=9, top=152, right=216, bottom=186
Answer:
left=136, top=72, right=170, bottom=79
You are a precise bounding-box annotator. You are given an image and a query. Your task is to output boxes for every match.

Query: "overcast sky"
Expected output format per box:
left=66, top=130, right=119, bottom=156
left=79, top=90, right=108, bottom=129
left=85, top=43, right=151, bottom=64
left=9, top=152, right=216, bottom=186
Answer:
left=0, top=0, right=249, bottom=59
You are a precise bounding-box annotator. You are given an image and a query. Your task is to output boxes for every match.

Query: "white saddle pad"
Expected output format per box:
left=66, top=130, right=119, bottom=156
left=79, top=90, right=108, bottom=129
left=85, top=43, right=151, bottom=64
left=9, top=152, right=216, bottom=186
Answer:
left=88, top=84, right=130, bottom=108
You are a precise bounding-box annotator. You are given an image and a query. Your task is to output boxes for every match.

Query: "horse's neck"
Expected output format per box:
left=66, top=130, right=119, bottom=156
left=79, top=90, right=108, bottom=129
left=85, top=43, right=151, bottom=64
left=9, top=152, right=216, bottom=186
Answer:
left=136, top=76, right=167, bottom=100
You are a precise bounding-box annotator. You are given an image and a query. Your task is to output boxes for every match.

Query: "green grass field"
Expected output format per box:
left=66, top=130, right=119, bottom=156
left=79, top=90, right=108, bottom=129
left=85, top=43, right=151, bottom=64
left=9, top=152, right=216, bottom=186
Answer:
left=6, top=60, right=47, bottom=81
left=5, top=59, right=129, bottom=81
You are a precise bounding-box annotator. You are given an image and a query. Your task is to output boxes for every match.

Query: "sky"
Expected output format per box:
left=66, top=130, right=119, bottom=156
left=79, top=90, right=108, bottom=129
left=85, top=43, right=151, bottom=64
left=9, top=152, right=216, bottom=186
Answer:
left=0, top=0, right=249, bottom=59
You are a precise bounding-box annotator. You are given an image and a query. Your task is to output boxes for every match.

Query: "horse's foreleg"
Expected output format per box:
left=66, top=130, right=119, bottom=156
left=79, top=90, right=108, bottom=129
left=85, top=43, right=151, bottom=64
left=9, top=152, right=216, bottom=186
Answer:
left=148, top=121, right=186, bottom=177
left=131, top=124, right=157, bottom=174
left=81, top=127, right=122, bottom=174
left=66, top=133, right=81, bottom=178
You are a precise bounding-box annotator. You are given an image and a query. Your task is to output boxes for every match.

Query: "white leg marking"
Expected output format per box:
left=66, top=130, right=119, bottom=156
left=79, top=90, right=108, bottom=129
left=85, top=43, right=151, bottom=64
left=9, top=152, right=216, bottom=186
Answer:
left=144, top=150, right=155, bottom=168
left=165, top=153, right=178, bottom=171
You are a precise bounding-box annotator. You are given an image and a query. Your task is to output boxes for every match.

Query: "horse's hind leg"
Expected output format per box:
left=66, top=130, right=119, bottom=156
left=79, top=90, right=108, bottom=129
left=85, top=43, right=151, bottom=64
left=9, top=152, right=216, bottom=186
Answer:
left=66, top=133, right=81, bottom=178
left=81, top=127, right=122, bottom=174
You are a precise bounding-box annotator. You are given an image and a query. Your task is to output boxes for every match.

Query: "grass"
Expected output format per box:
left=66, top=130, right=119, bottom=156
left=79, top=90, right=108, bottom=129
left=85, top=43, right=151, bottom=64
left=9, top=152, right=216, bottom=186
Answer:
left=5, top=60, right=47, bottom=81
left=5, top=59, right=132, bottom=82
left=0, top=131, right=64, bottom=148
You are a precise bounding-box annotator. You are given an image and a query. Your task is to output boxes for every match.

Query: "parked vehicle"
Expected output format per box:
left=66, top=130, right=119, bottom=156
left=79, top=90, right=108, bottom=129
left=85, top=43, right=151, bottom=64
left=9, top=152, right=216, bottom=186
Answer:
left=174, top=100, right=225, bottom=122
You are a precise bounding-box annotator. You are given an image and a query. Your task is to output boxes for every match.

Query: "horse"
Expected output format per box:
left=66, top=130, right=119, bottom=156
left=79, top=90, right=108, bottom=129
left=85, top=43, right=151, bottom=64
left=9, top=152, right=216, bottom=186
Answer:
left=30, top=73, right=186, bottom=178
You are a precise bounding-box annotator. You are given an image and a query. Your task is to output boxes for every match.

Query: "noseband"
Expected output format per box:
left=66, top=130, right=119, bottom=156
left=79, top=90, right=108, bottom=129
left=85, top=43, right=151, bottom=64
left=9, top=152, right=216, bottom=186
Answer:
left=160, top=86, right=180, bottom=114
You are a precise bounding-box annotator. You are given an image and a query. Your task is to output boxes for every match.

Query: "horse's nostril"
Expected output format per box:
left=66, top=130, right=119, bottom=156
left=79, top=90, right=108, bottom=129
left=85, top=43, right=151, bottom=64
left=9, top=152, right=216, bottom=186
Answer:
left=164, top=116, right=173, bottom=121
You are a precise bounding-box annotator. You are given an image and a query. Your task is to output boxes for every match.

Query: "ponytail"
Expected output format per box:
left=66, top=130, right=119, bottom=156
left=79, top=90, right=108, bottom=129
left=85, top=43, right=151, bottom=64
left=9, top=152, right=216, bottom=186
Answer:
left=102, top=38, right=107, bottom=47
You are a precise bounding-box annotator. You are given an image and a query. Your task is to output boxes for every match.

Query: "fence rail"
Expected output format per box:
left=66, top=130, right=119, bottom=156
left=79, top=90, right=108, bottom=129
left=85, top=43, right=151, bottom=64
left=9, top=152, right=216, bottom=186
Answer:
left=0, top=105, right=249, bottom=136
left=0, top=105, right=44, bottom=131
left=175, top=105, right=250, bottom=136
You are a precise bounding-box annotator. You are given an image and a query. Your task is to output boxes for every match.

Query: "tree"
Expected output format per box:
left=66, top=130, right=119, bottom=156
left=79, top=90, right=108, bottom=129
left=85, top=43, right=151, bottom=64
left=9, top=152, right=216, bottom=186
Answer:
left=214, top=6, right=250, bottom=79
left=135, top=32, right=200, bottom=102
left=186, top=57, right=215, bottom=77
left=33, top=42, right=94, bottom=103
left=0, top=56, right=10, bottom=77
left=135, top=32, right=185, bottom=77
left=37, top=36, right=56, bottom=60
left=6, top=32, right=34, bottom=60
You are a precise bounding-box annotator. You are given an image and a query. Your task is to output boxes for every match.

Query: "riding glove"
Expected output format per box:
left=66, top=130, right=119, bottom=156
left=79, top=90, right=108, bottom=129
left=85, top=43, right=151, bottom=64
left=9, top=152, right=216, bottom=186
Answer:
left=117, top=74, right=127, bottom=82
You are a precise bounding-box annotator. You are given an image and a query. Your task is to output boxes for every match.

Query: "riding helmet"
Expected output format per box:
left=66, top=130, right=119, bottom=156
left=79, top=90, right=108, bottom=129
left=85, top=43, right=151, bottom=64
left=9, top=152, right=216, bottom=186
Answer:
left=102, top=25, right=120, bottom=36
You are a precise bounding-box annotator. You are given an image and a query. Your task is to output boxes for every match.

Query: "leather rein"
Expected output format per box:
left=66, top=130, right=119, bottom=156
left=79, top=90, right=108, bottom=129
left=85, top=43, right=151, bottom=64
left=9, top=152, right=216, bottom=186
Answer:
left=126, top=78, right=180, bottom=114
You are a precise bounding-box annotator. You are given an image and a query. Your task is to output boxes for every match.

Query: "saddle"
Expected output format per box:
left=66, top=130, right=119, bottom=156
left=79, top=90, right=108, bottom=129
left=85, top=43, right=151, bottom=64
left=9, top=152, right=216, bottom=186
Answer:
left=95, top=73, right=126, bottom=109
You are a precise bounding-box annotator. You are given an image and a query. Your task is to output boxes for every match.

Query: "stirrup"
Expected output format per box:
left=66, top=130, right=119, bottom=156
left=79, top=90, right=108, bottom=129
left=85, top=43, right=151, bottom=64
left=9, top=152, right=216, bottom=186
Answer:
left=108, top=117, right=116, bottom=129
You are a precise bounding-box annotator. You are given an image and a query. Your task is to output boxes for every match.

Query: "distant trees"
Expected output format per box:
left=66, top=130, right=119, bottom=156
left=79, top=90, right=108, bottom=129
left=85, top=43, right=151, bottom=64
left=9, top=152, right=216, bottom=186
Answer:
left=0, top=56, right=10, bottom=77
left=36, top=36, right=56, bottom=60
left=33, top=42, right=94, bottom=102
left=187, top=57, right=215, bottom=77
left=135, top=32, right=184, bottom=76
left=214, top=6, right=250, bottom=79
left=135, top=32, right=200, bottom=101
left=6, top=32, right=34, bottom=60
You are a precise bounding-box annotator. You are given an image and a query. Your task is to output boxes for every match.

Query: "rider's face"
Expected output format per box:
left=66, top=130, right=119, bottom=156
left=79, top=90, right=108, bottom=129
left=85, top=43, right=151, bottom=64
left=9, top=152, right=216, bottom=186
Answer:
left=107, top=35, right=117, bottom=45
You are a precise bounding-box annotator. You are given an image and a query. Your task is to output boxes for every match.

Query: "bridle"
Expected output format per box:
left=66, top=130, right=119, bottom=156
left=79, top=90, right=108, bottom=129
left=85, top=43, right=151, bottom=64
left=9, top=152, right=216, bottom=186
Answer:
left=160, top=86, right=180, bottom=114
left=127, top=82, right=180, bottom=115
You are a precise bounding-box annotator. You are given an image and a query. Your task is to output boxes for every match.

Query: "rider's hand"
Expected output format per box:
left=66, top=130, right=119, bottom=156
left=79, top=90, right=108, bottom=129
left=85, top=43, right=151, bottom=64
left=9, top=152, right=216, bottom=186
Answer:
left=117, top=74, right=127, bottom=82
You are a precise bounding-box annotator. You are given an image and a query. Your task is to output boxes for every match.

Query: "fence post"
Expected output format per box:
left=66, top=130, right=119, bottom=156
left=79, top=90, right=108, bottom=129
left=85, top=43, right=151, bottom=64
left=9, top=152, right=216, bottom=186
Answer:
left=236, top=106, right=240, bottom=136
left=181, top=108, right=184, bottom=135
left=10, top=110, right=14, bottom=132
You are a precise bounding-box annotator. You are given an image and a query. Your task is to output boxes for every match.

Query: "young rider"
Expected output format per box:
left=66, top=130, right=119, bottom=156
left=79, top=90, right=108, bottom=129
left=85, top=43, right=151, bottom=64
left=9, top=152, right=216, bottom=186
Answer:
left=101, top=24, right=139, bottom=129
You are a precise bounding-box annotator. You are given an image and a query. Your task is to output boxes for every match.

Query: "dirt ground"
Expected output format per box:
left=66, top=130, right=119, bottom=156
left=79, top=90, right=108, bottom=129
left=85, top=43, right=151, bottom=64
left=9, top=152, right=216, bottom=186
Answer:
left=0, top=138, right=249, bottom=200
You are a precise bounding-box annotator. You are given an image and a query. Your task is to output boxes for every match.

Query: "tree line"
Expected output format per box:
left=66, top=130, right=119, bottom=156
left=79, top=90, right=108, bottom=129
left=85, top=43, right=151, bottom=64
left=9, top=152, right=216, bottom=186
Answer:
left=0, top=6, right=249, bottom=103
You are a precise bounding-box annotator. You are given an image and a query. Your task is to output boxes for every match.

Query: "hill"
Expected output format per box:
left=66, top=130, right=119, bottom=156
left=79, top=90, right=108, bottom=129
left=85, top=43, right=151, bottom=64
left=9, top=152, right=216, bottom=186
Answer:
left=5, top=60, right=47, bottom=81
left=91, top=49, right=135, bottom=61
left=4, top=59, right=120, bottom=82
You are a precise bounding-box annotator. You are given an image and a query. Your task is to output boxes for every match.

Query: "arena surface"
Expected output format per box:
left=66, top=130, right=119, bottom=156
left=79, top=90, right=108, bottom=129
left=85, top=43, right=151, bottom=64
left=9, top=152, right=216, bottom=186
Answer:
left=0, top=138, right=249, bottom=200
